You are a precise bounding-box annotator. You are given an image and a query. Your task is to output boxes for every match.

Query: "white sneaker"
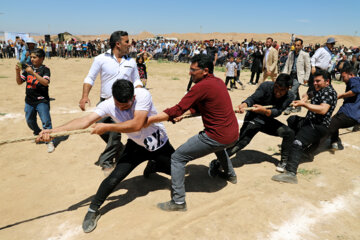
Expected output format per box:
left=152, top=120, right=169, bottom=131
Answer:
left=47, top=142, right=55, bottom=153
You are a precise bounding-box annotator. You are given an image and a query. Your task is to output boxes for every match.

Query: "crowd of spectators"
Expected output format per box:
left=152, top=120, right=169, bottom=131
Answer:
left=1, top=36, right=359, bottom=78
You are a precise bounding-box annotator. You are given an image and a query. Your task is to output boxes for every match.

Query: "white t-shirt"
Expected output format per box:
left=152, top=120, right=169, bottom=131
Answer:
left=226, top=62, right=237, bottom=77
left=94, top=88, right=168, bottom=151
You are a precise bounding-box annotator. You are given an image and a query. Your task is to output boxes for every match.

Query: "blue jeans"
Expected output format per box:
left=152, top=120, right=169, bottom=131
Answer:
left=171, top=131, right=236, bottom=203
left=24, top=102, right=52, bottom=135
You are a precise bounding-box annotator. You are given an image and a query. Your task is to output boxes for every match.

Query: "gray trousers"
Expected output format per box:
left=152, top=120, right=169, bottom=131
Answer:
left=290, top=78, right=300, bottom=99
left=171, top=131, right=236, bottom=203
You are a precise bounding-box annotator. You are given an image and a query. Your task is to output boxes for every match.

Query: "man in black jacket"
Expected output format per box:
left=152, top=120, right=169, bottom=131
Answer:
left=209, top=73, right=295, bottom=174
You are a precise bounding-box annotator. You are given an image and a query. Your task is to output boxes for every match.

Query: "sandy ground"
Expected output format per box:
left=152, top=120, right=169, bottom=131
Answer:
left=0, top=57, right=359, bottom=240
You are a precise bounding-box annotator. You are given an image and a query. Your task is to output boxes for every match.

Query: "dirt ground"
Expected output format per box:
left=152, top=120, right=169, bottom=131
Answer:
left=0, top=57, right=359, bottom=240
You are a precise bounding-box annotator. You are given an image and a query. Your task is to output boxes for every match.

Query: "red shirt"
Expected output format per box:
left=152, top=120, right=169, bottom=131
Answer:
left=164, top=74, right=239, bottom=144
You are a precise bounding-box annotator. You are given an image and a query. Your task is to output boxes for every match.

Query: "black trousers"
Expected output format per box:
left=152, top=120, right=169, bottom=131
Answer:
left=250, top=71, right=260, bottom=84
left=230, top=114, right=294, bottom=162
left=90, top=139, right=174, bottom=210
left=225, top=76, right=236, bottom=88
left=328, top=112, right=358, bottom=143
left=285, top=116, right=328, bottom=174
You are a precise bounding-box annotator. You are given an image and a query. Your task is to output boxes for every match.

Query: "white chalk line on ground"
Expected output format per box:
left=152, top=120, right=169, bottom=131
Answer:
left=258, top=179, right=360, bottom=240
left=0, top=108, right=94, bottom=121
left=46, top=222, right=82, bottom=240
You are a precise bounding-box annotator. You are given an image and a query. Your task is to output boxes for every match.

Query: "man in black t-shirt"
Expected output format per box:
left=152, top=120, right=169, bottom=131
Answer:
left=206, top=39, right=218, bottom=66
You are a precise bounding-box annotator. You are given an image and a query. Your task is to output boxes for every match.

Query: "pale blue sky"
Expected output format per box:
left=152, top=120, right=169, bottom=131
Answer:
left=1, top=0, right=359, bottom=36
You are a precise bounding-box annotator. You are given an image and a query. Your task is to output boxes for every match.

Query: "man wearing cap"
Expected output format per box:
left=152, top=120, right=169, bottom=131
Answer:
left=308, top=38, right=335, bottom=95
left=78, top=30, right=142, bottom=172
left=21, top=38, right=37, bottom=65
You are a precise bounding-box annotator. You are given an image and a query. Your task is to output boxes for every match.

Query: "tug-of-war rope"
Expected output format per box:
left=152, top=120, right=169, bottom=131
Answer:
left=0, top=129, right=91, bottom=146
left=0, top=106, right=274, bottom=145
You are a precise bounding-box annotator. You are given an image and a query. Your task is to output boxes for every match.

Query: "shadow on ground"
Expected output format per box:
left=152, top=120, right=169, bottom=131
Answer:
left=0, top=163, right=227, bottom=230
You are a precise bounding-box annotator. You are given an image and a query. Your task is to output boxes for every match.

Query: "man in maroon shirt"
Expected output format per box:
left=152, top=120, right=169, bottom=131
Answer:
left=146, top=54, right=239, bottom=211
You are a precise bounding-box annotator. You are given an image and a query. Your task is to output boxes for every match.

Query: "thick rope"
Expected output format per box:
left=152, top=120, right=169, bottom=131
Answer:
left=1, top=105, right=275, bottom=145
left=0, top=129, right=91, bottom=146
left=183, top=105, right=274, bottom=118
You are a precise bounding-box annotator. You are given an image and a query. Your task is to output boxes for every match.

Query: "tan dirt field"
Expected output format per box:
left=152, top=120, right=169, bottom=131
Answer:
left=0, top=57, right=359, bottom=240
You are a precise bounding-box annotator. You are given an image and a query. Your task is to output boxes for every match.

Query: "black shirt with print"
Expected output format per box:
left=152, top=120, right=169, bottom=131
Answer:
left=21, top=65, right=51, bottom=105
left=305, top=85, right=337, bottom=127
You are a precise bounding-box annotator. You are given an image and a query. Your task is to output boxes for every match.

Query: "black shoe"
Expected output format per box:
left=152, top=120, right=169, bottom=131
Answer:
left=143, top=160, right=157, bottom=178
left=157, top=200, right=187, bottom=212
left=283, top=107, right=292, bottom=115
left=292, top=107, right=301, bottom=113
left=226, top=145, right=240, bottom=158
left=276, top=161, right=287, bottom=173
left=82, top=210, right=101, bottom=233
left=208, top=160, right=221, bottom=178
left=218, top=172, right=237, bottom=184
left=331, top=142, right=344, bottom=151
left=271, top=171, right=298, bottom=184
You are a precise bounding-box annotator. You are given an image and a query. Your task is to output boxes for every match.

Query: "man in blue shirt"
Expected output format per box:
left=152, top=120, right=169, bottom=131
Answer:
left=329, top=66, right=360, bottom=150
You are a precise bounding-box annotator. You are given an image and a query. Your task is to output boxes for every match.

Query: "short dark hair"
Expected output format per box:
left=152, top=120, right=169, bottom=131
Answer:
left=31, top=48, right=45, bottom=58
left=190, top=54, right=214, bottom=74
left=275, top=73, right=292, bottom=88
left=313, top=69, right=331, bottom=83
left=266, top=37, right=273, bottom=42
left=112, top=79, right=134, bottom=103
left=109, top=31, right=128, bottom=50
left=341, top=66, right=357, bottom=75
left=295, top=38, right=303, bottom=45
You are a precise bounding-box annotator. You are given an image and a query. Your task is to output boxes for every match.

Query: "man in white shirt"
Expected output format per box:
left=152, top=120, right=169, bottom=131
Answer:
left=38, top=80, right=174, bottom=233
left=308, top=38, right=335, bottom=96
left=79, top=31, right=142, bottom=171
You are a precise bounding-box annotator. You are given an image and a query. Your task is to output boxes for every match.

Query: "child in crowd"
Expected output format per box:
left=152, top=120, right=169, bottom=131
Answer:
left=137, top=56, right=148, bottom=87
left=225, top=56, right=237, bottom=91
left=235, top=57, right=245, bottom=89
left=15, top=48, right=55, bottom=153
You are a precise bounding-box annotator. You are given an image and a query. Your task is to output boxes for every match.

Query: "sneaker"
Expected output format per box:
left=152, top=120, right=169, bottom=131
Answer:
left=82, top=210, right=101, bottom=233
left=208, top=160, right=220, bottom=178
left=276, top=161, right=287, bottom=173
left=47, top=142, right=55, bottom=153
left=271, top=171, right=298, bottom=184
left=247, top=82, right=253, bottom=85
left=157, top=200, right=187, bottom=212
left=331, top=142, right=344, bottom=151
left=143, top=160, right=157, bottom=178
left=218, top=172, right=237, bottom=184
left=353, top=124, right=360, bottom=132
left=292, top=107, right=301, bottom=113
left=283, top=107, right=292, bottom=115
